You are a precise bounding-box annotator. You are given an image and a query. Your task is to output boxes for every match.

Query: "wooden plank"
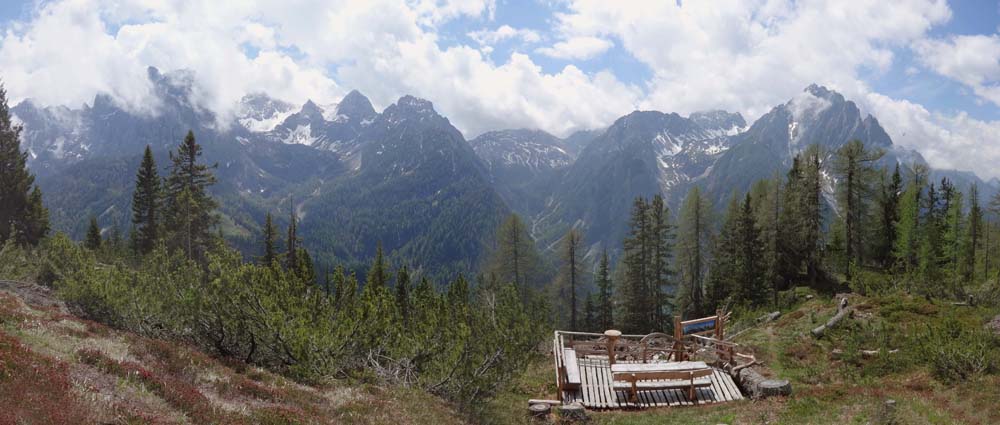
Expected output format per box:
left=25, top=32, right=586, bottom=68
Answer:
left=717, top=370, right=736, bottom=401
left=563, top=349, right=582, bottom=388
left=611, top=361, right=708, bottom=373
left=722, top=371, right=744, bottom=400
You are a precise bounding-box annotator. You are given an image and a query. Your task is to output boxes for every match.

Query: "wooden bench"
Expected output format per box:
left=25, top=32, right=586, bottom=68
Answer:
left=561, top=348, right=582, bottom=390
left=611, top=362, right=713, bottom=403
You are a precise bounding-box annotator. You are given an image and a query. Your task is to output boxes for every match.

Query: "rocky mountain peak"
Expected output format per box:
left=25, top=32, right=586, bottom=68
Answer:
left=689, top=110, right=747, bottom=137
left=336, top=90, right=376, bottom=121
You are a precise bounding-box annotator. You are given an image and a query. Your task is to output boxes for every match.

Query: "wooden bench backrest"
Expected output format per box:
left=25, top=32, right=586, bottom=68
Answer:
left=613, top=368, right=713, bottom=382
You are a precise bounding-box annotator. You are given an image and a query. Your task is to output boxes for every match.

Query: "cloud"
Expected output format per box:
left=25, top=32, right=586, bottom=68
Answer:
left=535, top=36, right=613, bottom=60
left=0, top=0, right=997, bottom=178
left=864, top=92, right=1000, bottom=180
left=468, top=25, right=541, bottom=46
left=913, top=34, right=1000, bottom=107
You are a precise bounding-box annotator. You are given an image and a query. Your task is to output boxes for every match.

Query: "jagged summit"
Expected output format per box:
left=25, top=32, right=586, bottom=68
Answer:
left=336, top=90, right=376, bottom=120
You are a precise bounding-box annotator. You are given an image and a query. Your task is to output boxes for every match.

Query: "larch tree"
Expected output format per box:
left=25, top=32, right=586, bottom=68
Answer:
left=831, top=140, right=884, bottom=280
left=676, top=186, right=713, bottom=318
left=557, top=228, right=585, bottom=330
left=488, top=214, right=544, bottom=295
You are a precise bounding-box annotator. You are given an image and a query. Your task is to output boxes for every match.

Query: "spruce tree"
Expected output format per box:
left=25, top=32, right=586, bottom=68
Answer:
left=163, top=130, right=218, bottom=261
left=595, top=250, right=613, bottom=330
left=0, top=83, right=48, bottom=246
left=262, top=212, right=277, bottom=266
left=85, top=216, right=102, bottom=250
left=131, top=145, right=161, bottom=255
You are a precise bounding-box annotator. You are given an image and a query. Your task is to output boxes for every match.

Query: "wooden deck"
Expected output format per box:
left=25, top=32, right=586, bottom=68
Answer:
left=560, top=358, right=744, bottom=409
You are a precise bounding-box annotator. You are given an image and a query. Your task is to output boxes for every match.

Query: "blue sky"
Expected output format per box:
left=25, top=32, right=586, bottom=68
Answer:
left=0, top=0, right=998, bottom=177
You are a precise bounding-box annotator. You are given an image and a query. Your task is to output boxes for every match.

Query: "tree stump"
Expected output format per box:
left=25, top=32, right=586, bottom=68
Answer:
left=874, top=399, right=897, bottom=424
left=737, top=367, right=792, bottom=399
left=528, top=403, right=550, bottom=419
left=557, top=402, right=588, bottom=422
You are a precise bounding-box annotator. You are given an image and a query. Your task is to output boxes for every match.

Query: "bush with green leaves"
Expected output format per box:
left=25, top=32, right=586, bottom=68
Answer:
left=41, top=235, right=544, bottom=407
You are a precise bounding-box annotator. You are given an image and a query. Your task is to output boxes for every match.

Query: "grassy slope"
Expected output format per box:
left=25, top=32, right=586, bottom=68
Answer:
left=488, top=288, right=1000, bottom=424
left=0, top=282, right=465, bottom=425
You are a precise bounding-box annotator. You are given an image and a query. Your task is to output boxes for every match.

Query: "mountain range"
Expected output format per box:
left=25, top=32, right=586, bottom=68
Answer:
left=12, top=67, right=996, bottom=277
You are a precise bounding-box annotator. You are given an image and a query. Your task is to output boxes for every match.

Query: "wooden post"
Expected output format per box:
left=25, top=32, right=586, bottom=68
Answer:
left=673, top=315, right=684, bottom=361
left=604, top=329, right=621, bottom=366
left=715, top=309, right=724, bottom=340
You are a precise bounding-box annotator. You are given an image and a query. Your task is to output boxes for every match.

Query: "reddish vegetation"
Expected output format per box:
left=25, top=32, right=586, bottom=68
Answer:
left=0, top=331, right=91, bottom=425
left=77, top=347, right=232, bottom=424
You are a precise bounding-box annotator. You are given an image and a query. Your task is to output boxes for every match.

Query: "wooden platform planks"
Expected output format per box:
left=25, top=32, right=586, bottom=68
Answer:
left=562, top=359, right=744, bottom=409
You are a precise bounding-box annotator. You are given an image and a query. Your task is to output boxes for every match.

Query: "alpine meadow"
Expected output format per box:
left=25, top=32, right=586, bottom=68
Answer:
left=1, top=1, right=1000, bottom=424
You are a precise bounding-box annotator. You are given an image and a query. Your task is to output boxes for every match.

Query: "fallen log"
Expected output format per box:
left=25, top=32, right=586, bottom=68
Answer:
left=861, top=349, right=899, bottom=358
left=737, top=366, right=792, bottom=399
left=811, top=297, right=852, bottom=338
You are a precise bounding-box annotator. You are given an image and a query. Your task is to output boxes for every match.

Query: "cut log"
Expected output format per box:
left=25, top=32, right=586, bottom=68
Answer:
left=811, top=298, right=852, bottom=338
left=763, top=311, right=781, bottom=322
left=737, top=367, right=791, bottom=399
left=528, top=403, right=551, bottom=418
left=874, top=399, right=897, bottom=424
left=557, top=402, right=588, bottom=422
left=526, top=399, right=561, bottom=406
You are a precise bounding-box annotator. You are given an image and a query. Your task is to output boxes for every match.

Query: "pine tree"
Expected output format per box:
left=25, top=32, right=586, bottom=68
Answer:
left=583, top=294, right=597, bottom=332
left=163, top=130, right=218, bottom=261
left=801, top=146, right=825, bottom=287
left=874, top=165, right=902, bottom=269
left=894, top=168, right=925, bottom=272
left=648, top=194, right=675, bottom=327
left=0, top=83, right=48, bottom=246
left=396, top=266, right=411, bottom=326
left=942, top=189, right=966, bottom=293
left=286, top=201, right=299, bottom=272
left=832, top=140, right=884, bottom=279
left=23, top=186, right=48, bottom=245
left=620, top=197, right=651, bottom=333
left=676, top=187, right=712, bottom=317
left=261, top=212, right=277, bottom=266
left=131, top=145, right=161, bottom=255
left=595, top=250, right=613, bottom=330
left=706, top=194, right=740, bottom=310
left=737, top=194, right=767, bottom=305
left=85, top=216, right=102, bottom=250
left=968, top=184, right=983, bottom=282
left=750, top=176, right=781, bottom=304
left=368, top=242, right=389, bottom=289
